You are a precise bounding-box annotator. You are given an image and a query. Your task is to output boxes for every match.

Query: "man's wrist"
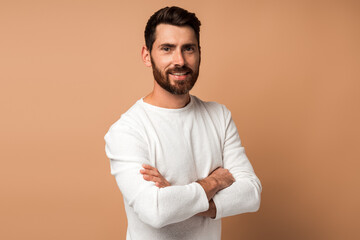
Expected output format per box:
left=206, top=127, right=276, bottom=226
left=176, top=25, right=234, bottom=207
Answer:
left=197, top=177, right=219, bottom=201
left=208, top=199, right=217, bottom=219
left=196, top=199, right=217, bottom=218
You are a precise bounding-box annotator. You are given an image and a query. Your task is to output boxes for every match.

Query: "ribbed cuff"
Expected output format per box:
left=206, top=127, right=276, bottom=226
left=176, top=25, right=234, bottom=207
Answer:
left=193, top=182, right=210, bottom=213
left=212, top=194, right=222, bottom=220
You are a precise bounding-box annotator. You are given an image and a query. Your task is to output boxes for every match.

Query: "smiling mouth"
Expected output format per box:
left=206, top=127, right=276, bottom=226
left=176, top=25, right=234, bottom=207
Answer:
left=170, top=72, right=189, bottom=76
left=168, top=72, right=190, bottom=81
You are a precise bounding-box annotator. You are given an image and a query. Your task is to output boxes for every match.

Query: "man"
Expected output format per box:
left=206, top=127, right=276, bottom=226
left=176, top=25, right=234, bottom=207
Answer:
left=105, top=6, right=262, bottom=240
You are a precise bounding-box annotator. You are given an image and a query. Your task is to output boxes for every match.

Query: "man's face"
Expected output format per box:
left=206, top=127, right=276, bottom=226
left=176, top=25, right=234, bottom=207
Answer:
left=150, top=24, right=200, bottom=95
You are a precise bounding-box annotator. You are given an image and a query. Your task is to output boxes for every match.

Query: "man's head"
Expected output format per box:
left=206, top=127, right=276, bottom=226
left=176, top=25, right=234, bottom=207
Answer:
left=142, top=6, right=201, bottom=95
left=144, top=6, right=201, bottom=53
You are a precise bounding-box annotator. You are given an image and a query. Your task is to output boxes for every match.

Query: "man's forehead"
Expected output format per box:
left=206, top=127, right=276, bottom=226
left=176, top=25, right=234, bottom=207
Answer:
left=153, top=24, right=197, bottom=45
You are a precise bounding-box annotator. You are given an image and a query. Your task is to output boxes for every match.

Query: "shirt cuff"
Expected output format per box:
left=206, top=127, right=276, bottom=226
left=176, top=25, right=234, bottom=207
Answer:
left=212, top=194, right=223, bottom=220
left=193, top=182, right=210, bottom=213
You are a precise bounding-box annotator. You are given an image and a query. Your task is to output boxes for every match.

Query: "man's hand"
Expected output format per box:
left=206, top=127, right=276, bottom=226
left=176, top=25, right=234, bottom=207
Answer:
left=196, top=199, right=217, bottom=218
left=208, top=167, right=235, bottom=191
left=197, top=167, right=235, bottom=201
left=140, top=164, right=171, bottom=188
left=140, top=165, right=234, bottom=219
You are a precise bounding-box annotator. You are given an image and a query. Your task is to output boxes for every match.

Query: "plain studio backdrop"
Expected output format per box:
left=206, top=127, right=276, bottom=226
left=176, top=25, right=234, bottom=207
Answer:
left=1, top=0, right=359, bottom=239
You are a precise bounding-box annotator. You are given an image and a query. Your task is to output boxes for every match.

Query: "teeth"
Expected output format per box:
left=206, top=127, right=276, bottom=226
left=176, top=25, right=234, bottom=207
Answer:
left=172, top=72, right=187, bottom=76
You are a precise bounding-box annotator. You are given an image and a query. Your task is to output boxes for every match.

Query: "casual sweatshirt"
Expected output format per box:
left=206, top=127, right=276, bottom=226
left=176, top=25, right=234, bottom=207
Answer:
left=104, top=95, right=262, bottom=240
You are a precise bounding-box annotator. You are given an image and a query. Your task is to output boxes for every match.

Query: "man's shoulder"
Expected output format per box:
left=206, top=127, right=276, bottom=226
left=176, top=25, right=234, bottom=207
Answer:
left=106, top=99, right=146, bottom=134
left=192, top=95, right=230, bottom=117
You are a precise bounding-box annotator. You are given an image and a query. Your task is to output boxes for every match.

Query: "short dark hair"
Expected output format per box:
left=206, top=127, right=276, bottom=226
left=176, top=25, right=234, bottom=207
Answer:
left=144, top=6, right=201, bottom=52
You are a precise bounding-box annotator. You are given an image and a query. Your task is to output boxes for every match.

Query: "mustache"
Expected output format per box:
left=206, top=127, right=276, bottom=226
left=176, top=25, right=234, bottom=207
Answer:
left=166, top=66, right=193, bottom=74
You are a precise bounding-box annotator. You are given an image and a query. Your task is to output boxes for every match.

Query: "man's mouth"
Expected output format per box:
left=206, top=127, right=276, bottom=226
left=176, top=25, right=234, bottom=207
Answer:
left=170, top=72, right=188, bottom=76
left=169, top=71, right=189, bottom=80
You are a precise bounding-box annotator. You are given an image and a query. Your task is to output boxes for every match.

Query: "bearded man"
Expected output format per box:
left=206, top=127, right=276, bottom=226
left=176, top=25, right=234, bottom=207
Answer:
left=105, top=6, right=262, bottom=240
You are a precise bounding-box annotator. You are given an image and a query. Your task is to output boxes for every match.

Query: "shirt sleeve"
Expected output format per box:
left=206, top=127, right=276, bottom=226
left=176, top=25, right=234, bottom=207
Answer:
left=212, top=107, right=262, bottom=220
left=104, top=119, right=209, bottom=228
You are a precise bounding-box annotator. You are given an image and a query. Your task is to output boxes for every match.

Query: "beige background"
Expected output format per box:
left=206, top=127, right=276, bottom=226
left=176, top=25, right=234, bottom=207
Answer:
left=1, top=0, right=359, bottom=239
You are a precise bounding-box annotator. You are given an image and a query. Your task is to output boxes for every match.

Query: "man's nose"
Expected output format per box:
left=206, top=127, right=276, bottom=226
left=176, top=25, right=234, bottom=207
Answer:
left=173, top=49, right=185, bottom=66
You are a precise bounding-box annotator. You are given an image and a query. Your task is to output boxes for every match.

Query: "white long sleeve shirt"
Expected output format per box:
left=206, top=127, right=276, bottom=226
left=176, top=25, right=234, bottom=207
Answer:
left=104, top=95, right=262, bottom=240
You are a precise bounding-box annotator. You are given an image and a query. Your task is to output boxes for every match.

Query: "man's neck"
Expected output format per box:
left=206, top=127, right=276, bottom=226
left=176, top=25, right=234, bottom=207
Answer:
left=143, top=81, right=191, bottom=109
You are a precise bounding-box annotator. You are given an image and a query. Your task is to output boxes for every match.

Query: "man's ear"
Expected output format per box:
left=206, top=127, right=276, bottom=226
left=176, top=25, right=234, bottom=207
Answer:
left=141, top=46, right=152, bottom=67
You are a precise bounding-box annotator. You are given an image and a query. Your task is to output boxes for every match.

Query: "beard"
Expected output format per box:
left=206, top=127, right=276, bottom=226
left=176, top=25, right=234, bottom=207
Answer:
left=151, top=57, right=199, bottom=95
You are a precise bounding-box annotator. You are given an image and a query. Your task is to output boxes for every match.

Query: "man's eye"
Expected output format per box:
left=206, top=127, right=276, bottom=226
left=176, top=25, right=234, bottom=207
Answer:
left=162, top=47, right=170, bottom=51
left=184, top=47, right=194, bottom=52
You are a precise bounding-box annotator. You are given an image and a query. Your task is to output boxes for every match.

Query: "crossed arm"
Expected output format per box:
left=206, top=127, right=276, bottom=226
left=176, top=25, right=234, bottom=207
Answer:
left=140, top=164, right=235, bottom=218
left=106, top=107, right=261, bottom=227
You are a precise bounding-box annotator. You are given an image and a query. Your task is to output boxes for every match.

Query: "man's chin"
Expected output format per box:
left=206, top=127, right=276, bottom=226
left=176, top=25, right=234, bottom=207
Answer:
left=153, top=72, right=197, bottom=95
left=171, top=85, right=194, bottom=95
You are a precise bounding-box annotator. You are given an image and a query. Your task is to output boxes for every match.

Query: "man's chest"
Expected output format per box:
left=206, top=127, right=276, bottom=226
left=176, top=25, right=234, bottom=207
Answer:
left=142, top=111, right=224, bottom=185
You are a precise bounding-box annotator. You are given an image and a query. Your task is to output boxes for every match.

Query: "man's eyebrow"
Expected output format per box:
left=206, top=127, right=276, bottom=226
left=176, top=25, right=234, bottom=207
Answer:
left=158, top=43, right=176, bottom=48
left=158, top=43, right=198, bottom=49
left=182, top=43, right=197, bottom=48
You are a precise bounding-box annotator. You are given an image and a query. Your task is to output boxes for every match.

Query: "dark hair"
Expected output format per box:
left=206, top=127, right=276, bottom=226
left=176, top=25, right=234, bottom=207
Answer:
left=144, top=6, right=201, bottom=52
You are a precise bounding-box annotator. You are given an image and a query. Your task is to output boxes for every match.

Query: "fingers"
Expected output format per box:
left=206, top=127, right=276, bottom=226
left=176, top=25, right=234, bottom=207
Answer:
left=141, top=164, right=160, bottom=175
left=142, top=174, right=169, bottom=188
left=155, top=181, right=168, bottom=188
left=142, top=164, right=156, bottom=170
left=209, top=167, right=235, bottom=189
left=140, top=167, right=160, bottom=178
left=142, top=174, right=161, bottom=183
left=140, top=164, right=170, bottom=188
